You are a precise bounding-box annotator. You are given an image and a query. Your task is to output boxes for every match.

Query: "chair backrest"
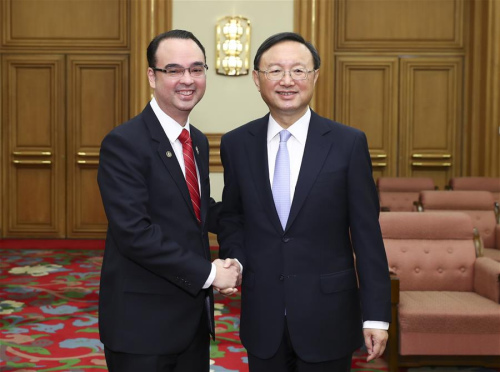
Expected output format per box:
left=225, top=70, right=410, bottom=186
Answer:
left=449, top=177, right=500, bottom=203
left=380, top=211, right=476, bottom=291
left=420, top=190, right=497, bottom=248
left=377, top=177, right=435, bottom=211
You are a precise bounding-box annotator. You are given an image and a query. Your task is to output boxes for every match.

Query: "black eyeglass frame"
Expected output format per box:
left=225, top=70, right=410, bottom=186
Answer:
left=151, top=64, right=209, bottom=78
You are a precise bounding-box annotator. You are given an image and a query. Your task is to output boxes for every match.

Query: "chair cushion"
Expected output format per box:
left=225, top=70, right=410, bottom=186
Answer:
left=420, top=191, right=497, bottom=248
left=378, top=177, right=435, bottom=192
left=399, top=291, right=500, bottom=355
left=380, top=211, right=473, bottom=240
left=420, top=190, right=494, bottom=210
left=450, top=177, right=500, bottom=194
left=399, top=291, right=500, bottom=334
left=483, top=248, right=500, bottom=263
left=384, top=239, right=476, bottom=291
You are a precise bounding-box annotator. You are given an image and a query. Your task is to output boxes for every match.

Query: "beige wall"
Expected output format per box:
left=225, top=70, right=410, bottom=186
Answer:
left=173, top=0, right=294, bottom=199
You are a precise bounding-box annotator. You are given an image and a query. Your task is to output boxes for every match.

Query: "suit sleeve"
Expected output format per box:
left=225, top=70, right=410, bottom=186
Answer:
left=347, top=131, right=392, bottom=323
left=98, top=129, right=212, bottom=296
left=217, top=136, right=247, bottom=267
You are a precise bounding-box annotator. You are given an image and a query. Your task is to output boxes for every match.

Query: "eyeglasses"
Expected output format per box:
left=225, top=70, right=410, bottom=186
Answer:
left=151, top=64, right=208, bottom=78
left=256, top=68, right=316, bottom=81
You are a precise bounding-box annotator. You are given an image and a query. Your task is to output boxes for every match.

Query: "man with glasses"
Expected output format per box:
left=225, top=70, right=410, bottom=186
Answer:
left=97, top=30, right=241, bottom=372
left=218, top=32, right=391, bottom=371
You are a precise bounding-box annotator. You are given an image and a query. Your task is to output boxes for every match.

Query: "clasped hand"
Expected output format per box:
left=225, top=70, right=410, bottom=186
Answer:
left=212, top=258, right=242, bottom=296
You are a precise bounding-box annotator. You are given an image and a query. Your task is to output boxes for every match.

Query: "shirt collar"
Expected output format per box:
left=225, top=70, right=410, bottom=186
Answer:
left=150, top=97, right=191, bottom=143
left=267, top=108, right=311, bottom=144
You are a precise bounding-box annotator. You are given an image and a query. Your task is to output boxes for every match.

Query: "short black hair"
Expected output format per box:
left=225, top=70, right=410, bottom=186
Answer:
left=253, top=32, right=321, bottom=71
left=147, top=29, right=206, bottom=68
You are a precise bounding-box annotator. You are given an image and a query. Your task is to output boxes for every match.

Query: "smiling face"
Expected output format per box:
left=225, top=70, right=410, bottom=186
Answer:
left=253, top=40, right=319, bottom=128
left=147, top=38, right=206, bottom=126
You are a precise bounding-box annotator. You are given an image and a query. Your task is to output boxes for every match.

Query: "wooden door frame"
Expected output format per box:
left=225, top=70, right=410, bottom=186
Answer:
left=294, top=0, right=335, bottom=120
left=129, top=0, right=172, bottom=117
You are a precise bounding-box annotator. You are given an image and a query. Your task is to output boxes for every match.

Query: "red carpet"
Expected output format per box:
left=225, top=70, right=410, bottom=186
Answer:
left=4, top=240, right=485, bottom=371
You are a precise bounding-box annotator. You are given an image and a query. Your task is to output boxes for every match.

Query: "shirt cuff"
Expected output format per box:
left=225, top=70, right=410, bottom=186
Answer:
left=202, top=263, right=216, bottom=289
left=363, top=321, right=389, bottom=330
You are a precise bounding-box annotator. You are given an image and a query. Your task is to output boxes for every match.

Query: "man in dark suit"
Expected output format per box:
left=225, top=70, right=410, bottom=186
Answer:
left=218, top=32, right=391, bottom=371
left=97, top=30, right=240, bottom=372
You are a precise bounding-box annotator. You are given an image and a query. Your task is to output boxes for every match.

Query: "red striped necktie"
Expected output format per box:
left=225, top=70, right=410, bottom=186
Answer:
left=178, top=129, right=201, bottom=223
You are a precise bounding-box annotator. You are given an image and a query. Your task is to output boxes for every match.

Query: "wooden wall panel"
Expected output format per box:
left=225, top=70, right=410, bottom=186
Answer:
left=2, top=0, right=128, bottom=49
left=66, top=55, right=129, bottom=237
left=400, top=57, right=463, bottom=189
left=337, top=0, right=464, bottom=49
left=335, top=56, right=398, bottom=177
left=485, top=0, right=500, bottom=175
left=2, top=55, right=65, bottom=236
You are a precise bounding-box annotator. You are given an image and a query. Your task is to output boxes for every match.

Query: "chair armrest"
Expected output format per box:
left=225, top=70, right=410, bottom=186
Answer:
left=385, top=274, right=400, bottom=372
left=474, top=256, right=500, bottom=303
left=390, top=273, right=400, bottom=304
left=496, top=224, right=500, bottom=250
left=473, top=227, right=483, bottom=257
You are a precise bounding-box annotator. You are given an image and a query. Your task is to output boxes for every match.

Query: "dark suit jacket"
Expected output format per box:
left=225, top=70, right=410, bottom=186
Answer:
left=97, top=103, right=217, bottom=355
left=218, top=110, right=391, bottom=362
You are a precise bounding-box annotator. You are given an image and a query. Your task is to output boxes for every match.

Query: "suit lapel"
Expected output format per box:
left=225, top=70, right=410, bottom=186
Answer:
left=142, top=105, right=197, bottom=223
left=245, top=115, right=284, bottom=234
left=286, top=112, right=332, bottom=231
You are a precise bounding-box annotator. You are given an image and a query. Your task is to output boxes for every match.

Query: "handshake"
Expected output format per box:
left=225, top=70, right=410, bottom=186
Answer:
left=212, top=258, right=242, bottom=296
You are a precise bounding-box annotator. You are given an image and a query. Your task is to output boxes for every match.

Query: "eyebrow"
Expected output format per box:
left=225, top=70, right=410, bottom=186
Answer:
left=265, top=63, right=308, bottom=68
left=162, top=62, right=205, bottom=69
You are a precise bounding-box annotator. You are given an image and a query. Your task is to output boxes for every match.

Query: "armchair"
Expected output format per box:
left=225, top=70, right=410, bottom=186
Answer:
left=418, top=190, right=500, bottom=262
left=376, top=177, right=435, bottom=212
left=380, top=211, right=500, bottom=371
left=449, top=176, right=500, bottom=204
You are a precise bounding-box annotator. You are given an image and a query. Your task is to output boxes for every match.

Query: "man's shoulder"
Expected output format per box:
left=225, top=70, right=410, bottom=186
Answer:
left=107, top=106, right=151, bottom=136
left=101, top=108, right=150, bottom=148
left=222, top=114, right=268, bottom=141
left=189, top=124, right=208, bottom=140
left=312, top=111, right=365, bottom=137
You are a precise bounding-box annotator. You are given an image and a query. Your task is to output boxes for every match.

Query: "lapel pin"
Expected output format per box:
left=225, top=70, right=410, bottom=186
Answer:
left=166, top=151, right=172, bottom=158
left=195, top=146, right=199, bottom=155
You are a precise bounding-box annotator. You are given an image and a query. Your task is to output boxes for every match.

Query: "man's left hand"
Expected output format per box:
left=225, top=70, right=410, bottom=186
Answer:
left=363, top=328, right=388, bottom=362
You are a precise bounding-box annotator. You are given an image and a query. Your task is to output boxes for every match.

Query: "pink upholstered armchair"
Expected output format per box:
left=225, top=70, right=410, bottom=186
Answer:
left=449, top=176, right=500, bottom=204
left=380, top=211, right=500, bottom=371
left=418, top=190, right=500, bottom=262
left=376, top=177, right=435, bottom=212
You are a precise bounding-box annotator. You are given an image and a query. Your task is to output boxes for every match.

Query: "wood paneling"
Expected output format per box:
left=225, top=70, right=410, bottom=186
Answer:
left=337, top=0, right=464, bottom=50
left=66, top=55, right=129, bottom=237
left=484, top=0, right=500, bottom=175
left=130, top=0, right=172, bottom=116
left=0, top=0, right=173, bottom=238
left=400, top=57, right=463, bottom=188
left=2, top=55, right=65, bottom=236
left=2, top=0, right=128, bottom=49
left=207, top=133, right=222, bottom=172
left=335, top=56, right=398, bottom=177
left=294, top=0, right=335, bottom=118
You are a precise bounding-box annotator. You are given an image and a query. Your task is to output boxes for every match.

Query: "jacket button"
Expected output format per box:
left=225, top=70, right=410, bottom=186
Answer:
left=282, top=236, right=290, bottom=243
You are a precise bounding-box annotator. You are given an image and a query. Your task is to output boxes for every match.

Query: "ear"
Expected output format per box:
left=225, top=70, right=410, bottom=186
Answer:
left=252, top=70, right=261, bottom=91
left=147, top=68, right=156, bottom=89
left=313, top=69, right=320, bottom=85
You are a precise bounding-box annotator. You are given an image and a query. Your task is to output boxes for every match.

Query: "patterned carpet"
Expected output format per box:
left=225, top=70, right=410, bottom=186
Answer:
left=0, top=247, right=498, bottom=372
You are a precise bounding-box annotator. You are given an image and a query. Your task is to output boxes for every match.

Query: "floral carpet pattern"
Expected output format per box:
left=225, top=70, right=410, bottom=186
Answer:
left=0, top=247, right=497, bottom=372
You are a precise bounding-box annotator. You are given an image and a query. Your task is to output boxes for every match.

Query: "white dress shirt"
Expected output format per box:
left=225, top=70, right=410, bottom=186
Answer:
left=150, top=98, right=216, bottom=289
left=266, top=108, right=388, bottom=331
